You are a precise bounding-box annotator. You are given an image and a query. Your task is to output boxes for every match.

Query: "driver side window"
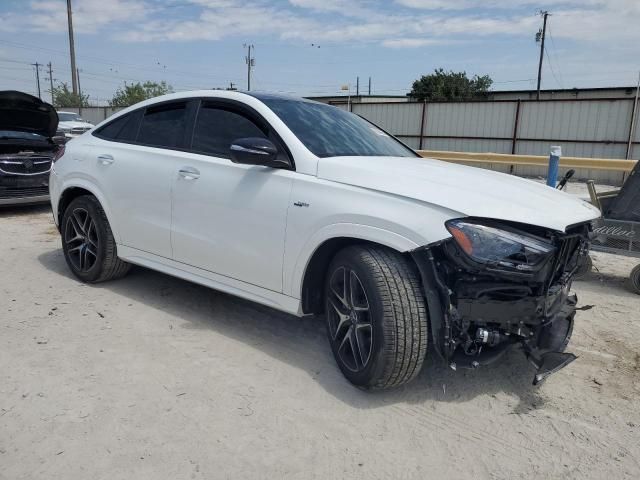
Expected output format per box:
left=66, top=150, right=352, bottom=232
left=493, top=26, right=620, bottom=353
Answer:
left=192, top=105, right=267, bottom=158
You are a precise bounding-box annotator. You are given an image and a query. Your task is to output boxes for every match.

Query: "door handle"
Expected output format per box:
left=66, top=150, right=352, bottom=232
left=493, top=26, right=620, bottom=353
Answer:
left=178, top=166, right=200, bottom=180
left=97, top=154, right=114, bottom=165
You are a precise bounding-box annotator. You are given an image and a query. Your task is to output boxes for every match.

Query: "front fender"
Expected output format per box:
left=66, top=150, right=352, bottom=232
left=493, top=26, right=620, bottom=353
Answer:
left=285, top=222, right=420, bottom=298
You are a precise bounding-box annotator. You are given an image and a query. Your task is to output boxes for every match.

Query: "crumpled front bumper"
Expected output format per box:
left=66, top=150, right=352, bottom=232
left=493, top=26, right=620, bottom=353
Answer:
left=411, top=222, right=590, bottom=384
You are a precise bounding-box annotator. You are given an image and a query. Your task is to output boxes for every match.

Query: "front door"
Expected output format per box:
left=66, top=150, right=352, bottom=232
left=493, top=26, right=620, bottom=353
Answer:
left=170, top=102, right=294, bottom=292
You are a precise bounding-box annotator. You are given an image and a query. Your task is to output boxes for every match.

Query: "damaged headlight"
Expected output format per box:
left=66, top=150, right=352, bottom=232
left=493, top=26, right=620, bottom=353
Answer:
left=445, top=219, right=555, bottom=272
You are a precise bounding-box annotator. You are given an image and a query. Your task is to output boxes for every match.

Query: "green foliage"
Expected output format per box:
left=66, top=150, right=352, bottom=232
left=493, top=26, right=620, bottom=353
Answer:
left=109, top=81, right=174, bottom=107
left=409, top=68, right=493, bottom=101
left=52, top=82, right=90, bottom=108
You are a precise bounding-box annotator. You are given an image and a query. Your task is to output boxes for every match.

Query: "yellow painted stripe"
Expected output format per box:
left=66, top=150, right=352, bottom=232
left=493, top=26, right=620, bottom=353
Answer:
left=417, top=150, right=637, bottom=172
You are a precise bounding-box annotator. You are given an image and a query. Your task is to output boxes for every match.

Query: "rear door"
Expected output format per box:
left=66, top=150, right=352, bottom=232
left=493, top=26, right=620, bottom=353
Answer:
left=170, top=100, right=295, bottom=292
left=91, top=101, right=195, bottom=258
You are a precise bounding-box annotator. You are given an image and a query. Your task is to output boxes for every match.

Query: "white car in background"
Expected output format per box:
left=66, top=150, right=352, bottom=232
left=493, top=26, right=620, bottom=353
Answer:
left=49, top=91, right=600, bottom=390
left=57, top=111, right=93, bottom=138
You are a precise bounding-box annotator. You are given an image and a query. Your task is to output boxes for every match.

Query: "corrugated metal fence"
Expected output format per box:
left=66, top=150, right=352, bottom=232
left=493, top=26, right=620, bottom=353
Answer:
left=351, top=98, right=639, bottom=161
left=350, top=97, right=639, bottom=184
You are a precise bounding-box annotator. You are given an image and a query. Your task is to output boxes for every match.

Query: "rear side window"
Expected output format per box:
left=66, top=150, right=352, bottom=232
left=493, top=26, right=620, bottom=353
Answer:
left=192, top=105, right=266, bottom=158
left=94, top=110, right=141, bottom=142
left=137, top=103, right=187, bottom=148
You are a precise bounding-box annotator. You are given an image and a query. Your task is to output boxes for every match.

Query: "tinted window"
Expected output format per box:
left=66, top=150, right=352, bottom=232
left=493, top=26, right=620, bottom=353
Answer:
left=260, top=98, right=416, bottom=158
left=137, top=103, right=187, bottom=148
left=94, top=110, right=142, bottom=142
left=95, top=114, right=129, bottom=140
left=192, top=105, right=266, bottom=158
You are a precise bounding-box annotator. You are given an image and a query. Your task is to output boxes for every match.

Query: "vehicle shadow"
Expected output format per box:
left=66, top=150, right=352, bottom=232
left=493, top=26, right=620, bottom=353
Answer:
left=38, top=248, right=545, bottom=412
left=0, top=203, right=51, bottom=217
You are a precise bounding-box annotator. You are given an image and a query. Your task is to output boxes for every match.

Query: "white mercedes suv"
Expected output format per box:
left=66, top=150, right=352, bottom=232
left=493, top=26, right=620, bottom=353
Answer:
left=49, top=91, right=600, bottom=389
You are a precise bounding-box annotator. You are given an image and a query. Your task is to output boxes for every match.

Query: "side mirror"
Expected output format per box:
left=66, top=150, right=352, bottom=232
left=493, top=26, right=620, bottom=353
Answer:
left=229, top=137, right=286, bottom=168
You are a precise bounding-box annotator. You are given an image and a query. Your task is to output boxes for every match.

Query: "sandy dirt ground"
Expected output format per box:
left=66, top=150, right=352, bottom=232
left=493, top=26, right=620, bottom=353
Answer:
left=1, top=195, right=639, bottom=480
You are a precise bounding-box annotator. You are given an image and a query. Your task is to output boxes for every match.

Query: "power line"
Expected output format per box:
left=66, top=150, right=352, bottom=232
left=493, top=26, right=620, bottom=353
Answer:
left=544, top=46, right=563, bottom=89
left=545, top=25, right=565, bottom=88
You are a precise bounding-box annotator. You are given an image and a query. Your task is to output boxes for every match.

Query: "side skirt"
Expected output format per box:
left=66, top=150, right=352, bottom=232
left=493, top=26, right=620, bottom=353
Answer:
left=117, top=245, right=303, bottom=316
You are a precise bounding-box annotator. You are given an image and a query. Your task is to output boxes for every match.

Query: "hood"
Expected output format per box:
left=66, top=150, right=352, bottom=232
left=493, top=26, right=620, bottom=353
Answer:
left=317, top=156, right=601, bottom=232
left=0, top=90, right=58, bottom=138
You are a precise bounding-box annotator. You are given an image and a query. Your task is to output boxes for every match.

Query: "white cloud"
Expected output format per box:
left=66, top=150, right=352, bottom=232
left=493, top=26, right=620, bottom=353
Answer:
left=382, top=38, right=449, bottom=48
left=395, top=0, right=595, bottom=9
left=19, top=0, right=148, bottom=34
left=2, top=0, right=638, bottom=50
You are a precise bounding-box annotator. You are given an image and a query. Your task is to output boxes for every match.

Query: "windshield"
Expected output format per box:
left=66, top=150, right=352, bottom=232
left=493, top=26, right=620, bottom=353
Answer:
left=0, top=130, right=46, bottom=140
left=58, top=112, right=83, bottom=122
left=259, top=97, right=417, bottom=158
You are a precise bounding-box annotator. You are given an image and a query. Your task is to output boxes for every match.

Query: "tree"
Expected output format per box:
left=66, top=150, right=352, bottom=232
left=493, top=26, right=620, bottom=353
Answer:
left=409, top=69, right=493, bottom=101
left=109, top=81, right=174, bottom=107
left=52, top=82, right=90, bottom=107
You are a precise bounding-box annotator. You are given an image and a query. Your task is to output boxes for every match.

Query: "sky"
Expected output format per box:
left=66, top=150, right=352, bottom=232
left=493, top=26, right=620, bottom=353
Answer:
left=1, top=0, right=639, bottom=105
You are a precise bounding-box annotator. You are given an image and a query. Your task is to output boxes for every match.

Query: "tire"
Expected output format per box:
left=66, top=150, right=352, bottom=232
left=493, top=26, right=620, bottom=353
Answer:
left=629, top=264, right=640, bottom=295
left=61, top=195, right=130, bottom=283
left=324, top=245, right=428, bottom=390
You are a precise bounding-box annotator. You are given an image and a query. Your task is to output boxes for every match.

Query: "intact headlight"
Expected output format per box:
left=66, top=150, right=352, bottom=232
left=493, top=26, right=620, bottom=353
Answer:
left=445, top=219, right=555, bottom=272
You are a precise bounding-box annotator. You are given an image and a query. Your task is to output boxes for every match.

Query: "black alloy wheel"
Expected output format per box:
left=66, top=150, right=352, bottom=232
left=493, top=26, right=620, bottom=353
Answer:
left=61, top=195, right=130, bottom=283
left=326, top=266, right=373, bottom=373
left=64, top=207, right=99, bottom=272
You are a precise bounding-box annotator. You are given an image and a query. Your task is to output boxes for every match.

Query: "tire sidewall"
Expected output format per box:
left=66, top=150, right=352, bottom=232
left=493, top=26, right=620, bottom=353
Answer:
left=630, top=265, right=640, bottom=294
left=324, top=248, right=389, bottom=388
left=61, top=196, right=109, bottom=282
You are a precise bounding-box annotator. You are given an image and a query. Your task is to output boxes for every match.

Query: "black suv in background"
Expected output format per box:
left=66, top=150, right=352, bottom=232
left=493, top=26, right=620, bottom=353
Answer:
left=0, top=91, right=62, bottom=206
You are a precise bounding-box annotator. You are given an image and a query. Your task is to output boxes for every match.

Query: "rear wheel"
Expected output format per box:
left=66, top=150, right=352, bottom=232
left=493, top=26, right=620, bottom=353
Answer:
left=324, top=245, right=428, bottom=390
left=61, top=195, right=130, bottom=283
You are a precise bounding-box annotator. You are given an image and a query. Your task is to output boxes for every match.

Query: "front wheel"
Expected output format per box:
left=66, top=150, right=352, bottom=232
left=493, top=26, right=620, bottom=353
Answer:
left=630, top=264, right=640, bottom=295
left=61, top=195, right=131, bottom=283
left=574, top=254, right=593, bottom=279
left=324, top=245, right=428, bottom=390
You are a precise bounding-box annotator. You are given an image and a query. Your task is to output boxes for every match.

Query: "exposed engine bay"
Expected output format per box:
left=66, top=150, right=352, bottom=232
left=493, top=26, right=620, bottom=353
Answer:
left=412, top=218, right=591, bottom=384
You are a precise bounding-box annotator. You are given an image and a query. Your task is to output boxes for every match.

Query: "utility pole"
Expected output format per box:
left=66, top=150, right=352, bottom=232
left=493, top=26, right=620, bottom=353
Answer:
left=76, top=68, right=82, bottom=105
left=356, top=76, right=360, bottom=96
left=47, top=62, right=54, bottom=105
left=244, top=44, right=255, bottom=91
left=31, top=62, right=42, bottom=99
left=368, top=76, right=371, bottom=95
left=626, top=71, right=640, bottom=160
left=67, top=0, right=78, bottom=94
left=536, top=10, right=549, bottom=101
